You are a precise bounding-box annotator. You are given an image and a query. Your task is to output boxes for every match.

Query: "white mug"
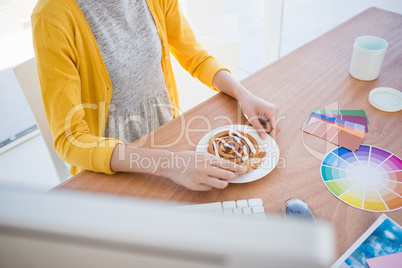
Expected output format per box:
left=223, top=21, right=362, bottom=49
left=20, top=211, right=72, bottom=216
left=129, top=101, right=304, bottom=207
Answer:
left=349, top=36, right=388, bottom=81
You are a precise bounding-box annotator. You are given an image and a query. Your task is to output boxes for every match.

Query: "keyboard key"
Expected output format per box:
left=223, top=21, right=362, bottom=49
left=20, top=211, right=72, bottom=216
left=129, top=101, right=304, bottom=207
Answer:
left=242, top=207, right=252, bottom=215
left=236, top=200, right=248, bottom=208
left=251, top=206, right=265, bottom=214
left=223, top=209, right=233, bottom=215
left=173, top=198, right=266, bottom=219
left=232, top=208, right=243, bottom=216
left=203, top=210, right=214, bottom=215
left=222, top=201, right=236, bottom=209
left=213, top=210, right=223, bottom=215
left=179, top=202, right=222, bottom=212
left=248, top=198, right=263, bottom=207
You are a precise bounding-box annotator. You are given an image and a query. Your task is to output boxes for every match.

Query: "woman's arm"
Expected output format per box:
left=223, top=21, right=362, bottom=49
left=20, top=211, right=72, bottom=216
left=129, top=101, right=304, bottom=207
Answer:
left=212, top=70, right=280, bottom=139
left=163, top=0, right=280, bottom=138
left=32, top=11, right=123, bottom=175
left=164, top=0, right=228, bottom=90
left=110, top=144, right=245, bottom=191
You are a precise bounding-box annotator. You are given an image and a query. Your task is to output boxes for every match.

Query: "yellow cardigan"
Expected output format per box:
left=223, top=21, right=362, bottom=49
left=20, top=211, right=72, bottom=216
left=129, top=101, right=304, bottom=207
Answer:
left=32, top=0, right=227, bottom=175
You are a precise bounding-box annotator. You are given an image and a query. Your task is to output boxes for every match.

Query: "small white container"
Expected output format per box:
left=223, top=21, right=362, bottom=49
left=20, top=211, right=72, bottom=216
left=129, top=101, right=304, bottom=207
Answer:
left=349, top=36, right=388, bottom=81
left=369, top=87, right=402, bottom=112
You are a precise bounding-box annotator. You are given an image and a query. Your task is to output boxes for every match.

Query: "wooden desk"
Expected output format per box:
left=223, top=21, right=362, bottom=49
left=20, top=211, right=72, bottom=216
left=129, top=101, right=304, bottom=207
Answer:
left=56, top=8, right=402, bottom=258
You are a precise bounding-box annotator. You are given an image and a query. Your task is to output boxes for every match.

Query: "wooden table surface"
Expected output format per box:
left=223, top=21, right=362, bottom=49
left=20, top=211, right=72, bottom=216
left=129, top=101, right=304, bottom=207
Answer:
left=56, top=8, right=402, bottom=259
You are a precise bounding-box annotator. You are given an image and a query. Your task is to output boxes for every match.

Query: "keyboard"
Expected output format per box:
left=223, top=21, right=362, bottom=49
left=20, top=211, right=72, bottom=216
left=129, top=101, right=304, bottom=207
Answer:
left=174, top=198, right=266, bottom=219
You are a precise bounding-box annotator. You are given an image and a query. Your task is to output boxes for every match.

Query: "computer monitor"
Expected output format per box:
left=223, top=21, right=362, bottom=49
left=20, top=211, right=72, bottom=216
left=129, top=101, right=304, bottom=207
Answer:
left=0, top=187, right=334, bottom=268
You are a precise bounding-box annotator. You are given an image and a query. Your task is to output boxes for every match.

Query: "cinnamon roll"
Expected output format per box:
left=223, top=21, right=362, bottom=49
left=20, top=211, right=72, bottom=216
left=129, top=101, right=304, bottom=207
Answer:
left=207, top=129, right=267, bottom=172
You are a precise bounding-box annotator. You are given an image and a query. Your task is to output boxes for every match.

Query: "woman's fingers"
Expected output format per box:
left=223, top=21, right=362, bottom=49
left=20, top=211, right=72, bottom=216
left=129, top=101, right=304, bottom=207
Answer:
left=193, top=183, right=213, bottom=191
left=207, top=155, right=245, bottom=175
left=202, top=177, right=229, bottom=189
left=268, top=113, right=277, bottom=130
left=208, top=166, right=237, bottom=181
left=248, top=110, right=278, bottom=140
left=188, top=177, right=228, bottom=191
left=169, top=151, right=245, bottom=191
left=259, top=118, right=272, bottom=133
left=249, top=116, right=267, bottom=140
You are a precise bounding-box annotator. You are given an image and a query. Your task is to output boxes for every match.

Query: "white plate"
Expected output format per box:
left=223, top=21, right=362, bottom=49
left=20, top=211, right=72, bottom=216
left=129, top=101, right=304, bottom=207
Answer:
left=196, top=125, right=280, bottom=183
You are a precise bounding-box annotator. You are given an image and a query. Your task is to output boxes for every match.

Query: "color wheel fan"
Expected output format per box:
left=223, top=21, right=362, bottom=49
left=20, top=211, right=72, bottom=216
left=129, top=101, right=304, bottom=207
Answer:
left=321, top=145, right=402, bottom=211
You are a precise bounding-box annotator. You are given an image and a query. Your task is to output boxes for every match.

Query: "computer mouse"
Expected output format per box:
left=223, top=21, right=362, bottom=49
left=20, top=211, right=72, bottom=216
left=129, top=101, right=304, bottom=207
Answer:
left=283, top=198, right=316, bottom=221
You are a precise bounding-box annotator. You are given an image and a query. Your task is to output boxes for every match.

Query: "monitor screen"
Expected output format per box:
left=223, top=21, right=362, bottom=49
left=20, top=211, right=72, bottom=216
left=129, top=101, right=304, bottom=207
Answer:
left=0, top=187, right=334, bottom=268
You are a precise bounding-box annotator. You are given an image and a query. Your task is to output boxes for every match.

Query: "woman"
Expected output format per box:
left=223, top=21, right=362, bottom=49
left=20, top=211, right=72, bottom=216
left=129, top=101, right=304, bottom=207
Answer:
left=32, top=0, right=280, bottom=191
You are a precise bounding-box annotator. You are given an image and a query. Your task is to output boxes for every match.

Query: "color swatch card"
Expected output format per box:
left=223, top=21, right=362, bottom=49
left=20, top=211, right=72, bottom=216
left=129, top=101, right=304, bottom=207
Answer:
left=321, top=145, right=402, bottom=212
left=304, top=116, right=364, bottom=151
left=307, top=112, right=366, bottom=134
left=320, top=113, right=369, bottom=133
left=313, top=109, right=369, bottom=124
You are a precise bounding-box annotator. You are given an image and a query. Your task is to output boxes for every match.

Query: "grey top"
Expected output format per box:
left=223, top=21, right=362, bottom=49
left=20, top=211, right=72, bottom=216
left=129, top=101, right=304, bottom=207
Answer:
left=75, top=0, right=173, bottom=144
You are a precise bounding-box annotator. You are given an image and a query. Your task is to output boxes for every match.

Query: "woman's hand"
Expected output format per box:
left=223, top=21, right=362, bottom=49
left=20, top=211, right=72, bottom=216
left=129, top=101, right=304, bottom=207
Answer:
left=111, top=146, right=245, bottom=191
left=212, top=70, right=280, bottom=139
left=164, top=151, right=246, bottom=191
left=237, top=91, right=280, bottom=139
